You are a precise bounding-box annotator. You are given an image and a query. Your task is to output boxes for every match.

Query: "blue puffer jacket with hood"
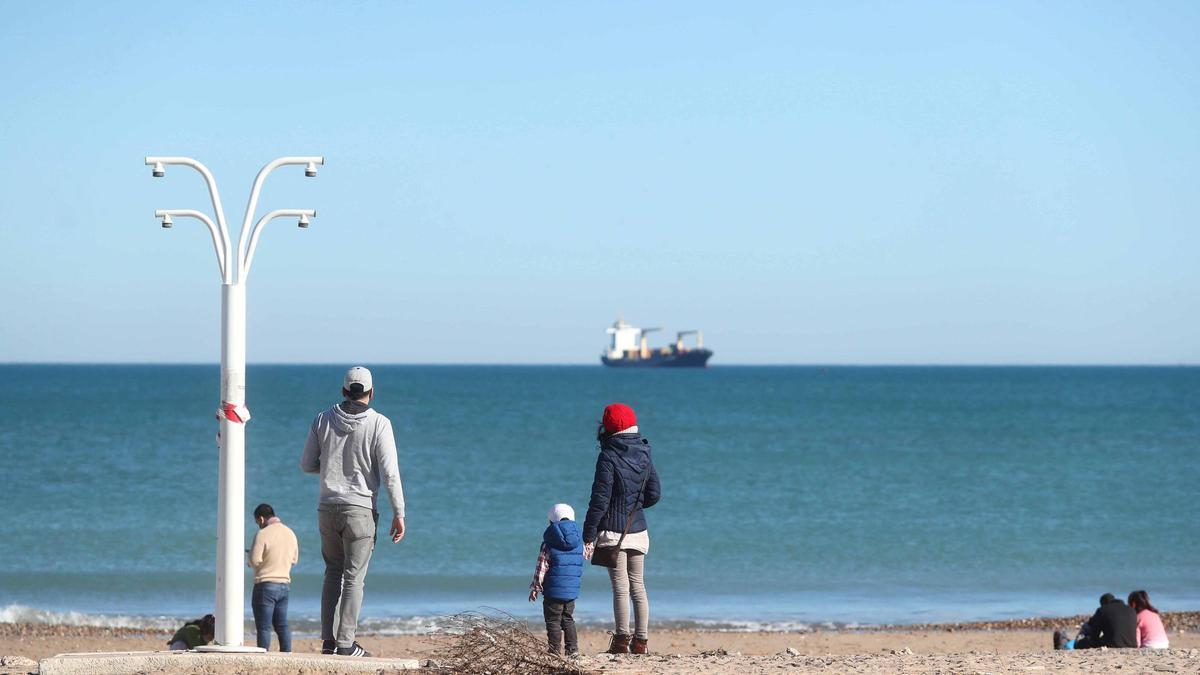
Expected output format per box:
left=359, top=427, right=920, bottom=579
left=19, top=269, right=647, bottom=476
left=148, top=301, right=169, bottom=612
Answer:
left=582, top=432, right=661, bottom=543
left=542, top=519, right=584, bottom=601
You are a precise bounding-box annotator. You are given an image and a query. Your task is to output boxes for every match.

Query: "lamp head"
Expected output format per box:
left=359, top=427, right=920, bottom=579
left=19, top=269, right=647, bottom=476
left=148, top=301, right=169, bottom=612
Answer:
left=304, top=161, right=318, bottom=178
left=298, top=213, right=311, bottom=228
left=160, top=213, right=173, bottom=228
left=151, top=161, right=165, bottom=178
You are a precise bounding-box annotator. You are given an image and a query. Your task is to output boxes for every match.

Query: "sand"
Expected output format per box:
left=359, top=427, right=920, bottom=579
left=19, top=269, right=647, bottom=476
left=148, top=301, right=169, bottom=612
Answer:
left=3, top=616, right=1199, bottom=674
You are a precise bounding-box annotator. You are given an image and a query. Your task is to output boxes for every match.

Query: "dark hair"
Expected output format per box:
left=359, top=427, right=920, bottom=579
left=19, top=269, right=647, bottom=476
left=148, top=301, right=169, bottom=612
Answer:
left=1128, top=590, right=1159, bottom=614
left=253, top=503, right=275, bottom=520
left=343, top=384, right=371, bottom=400
left=596, top=423, right=610, bottom=442
left=192, top=614, right=215, bottom=637
left=1099, top=593, right=1116, bottom=605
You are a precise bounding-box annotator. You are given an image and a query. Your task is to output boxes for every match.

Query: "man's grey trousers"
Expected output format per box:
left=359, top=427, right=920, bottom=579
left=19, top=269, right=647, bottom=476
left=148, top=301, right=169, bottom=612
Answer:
left=318, top=504, right=378, bottom=648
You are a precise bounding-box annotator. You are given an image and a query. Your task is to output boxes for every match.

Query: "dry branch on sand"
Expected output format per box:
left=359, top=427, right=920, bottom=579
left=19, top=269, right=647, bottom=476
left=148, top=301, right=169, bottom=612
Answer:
left=430, top=610, right=586, bottom=675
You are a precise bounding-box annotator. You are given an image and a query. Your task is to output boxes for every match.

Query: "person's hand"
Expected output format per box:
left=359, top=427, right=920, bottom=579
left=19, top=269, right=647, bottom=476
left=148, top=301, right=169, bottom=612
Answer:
left=583, top=542, right=595, bottom=559
left=390, top=516, right=406, bottom=543
left=528, top=590, right=538, bottom=602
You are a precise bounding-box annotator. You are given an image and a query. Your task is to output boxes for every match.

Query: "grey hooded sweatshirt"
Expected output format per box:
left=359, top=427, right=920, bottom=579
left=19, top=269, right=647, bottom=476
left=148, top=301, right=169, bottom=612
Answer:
left=300, top=403, right=405, bottom=517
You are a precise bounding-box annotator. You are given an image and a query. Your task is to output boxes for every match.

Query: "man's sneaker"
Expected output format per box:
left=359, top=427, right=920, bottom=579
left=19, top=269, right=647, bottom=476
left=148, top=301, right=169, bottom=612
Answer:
left=336, top=642, right=372, bottom=657
left=321, top=640, right=337, bottom=655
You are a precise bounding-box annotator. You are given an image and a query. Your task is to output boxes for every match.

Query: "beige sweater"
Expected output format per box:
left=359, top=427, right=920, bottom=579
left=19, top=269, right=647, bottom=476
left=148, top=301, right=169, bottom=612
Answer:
left=248, top=520, right=299, bottom=584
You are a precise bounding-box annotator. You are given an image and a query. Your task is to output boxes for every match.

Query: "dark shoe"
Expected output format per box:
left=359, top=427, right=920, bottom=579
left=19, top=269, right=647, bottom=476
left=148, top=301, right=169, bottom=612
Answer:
left=336, top=642, right=372, bottom=657
left=321, top=640, right=336, bottom=655
left=606, top=633, right=631, bottom=654
left=1053, top=630, right=1067, bottom=650
left=631, top=637, right=648, bottom=655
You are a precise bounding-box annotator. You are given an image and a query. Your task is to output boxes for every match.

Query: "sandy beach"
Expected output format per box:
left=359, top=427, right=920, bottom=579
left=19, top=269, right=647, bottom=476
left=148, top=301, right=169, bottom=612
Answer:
left=3, top=614, right=1199, bottom=673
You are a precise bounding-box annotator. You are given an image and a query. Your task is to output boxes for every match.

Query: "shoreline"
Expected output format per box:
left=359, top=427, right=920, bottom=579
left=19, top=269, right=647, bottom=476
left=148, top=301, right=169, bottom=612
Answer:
left=4, top=610, right=1199, bottom=638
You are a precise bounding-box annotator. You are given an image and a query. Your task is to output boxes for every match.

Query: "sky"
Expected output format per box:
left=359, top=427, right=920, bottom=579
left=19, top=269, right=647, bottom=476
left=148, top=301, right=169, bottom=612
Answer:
left=0, top=2, right=1197, bottom=365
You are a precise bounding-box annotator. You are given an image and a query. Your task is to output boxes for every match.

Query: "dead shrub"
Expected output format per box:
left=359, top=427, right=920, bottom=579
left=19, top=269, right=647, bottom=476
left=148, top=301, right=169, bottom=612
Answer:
left=429, top=609, right=586, bottom=675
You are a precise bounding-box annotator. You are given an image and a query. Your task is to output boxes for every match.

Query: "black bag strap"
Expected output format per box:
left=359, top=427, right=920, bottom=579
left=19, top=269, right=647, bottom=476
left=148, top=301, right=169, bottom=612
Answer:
left=613, top=471, right=650, bottom=549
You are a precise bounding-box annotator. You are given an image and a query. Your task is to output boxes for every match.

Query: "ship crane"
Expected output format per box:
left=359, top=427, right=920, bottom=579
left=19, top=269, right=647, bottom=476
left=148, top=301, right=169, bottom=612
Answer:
left=639, top=327, right=661, bottom=358
left=675, top=330, right=703, bottom=351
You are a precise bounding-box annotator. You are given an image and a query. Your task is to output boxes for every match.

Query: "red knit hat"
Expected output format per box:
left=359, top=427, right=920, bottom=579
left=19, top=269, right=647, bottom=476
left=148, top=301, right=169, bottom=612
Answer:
left=602, top=403, right=637, bottom=434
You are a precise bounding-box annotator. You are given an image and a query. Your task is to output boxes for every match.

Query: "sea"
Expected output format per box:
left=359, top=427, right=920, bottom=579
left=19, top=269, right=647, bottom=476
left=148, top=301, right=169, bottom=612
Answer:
left=1, top=365, right=1197, bottom=634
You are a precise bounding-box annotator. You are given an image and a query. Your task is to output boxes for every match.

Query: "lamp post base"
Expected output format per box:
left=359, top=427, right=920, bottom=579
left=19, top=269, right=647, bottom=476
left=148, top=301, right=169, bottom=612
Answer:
left=194, top=645, right=267, bottom=654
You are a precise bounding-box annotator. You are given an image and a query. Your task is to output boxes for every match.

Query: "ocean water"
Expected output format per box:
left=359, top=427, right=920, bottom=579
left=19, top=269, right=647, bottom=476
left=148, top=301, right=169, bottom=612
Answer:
left=1, top=365, right=1197, bottom=633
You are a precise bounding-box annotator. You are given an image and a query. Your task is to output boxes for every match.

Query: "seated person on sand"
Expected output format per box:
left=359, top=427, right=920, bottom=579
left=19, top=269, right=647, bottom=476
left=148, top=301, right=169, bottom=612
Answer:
left=1054, top=593, right=1137, bottom=650
left=168, top=614, right=215, bottom=651
left=1128, top=590, right=1170, bottom=649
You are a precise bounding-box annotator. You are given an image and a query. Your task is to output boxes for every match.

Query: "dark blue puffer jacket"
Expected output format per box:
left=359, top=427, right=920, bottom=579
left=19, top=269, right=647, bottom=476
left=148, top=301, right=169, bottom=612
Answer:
left=582, top=433, right=661, bottom=543
left=542, top=519, right=583, bottom=601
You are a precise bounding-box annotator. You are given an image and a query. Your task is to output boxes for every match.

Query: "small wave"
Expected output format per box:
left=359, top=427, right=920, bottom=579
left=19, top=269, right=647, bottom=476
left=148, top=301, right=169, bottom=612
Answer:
left=357, top=615, right=840, bottom=635
left=0, top=604, right=860, bottom=635
left=0, top=604, right=180, bottom=630
left=653, top=618, right=861, bottom=632
left=0, top=605, right=444, bottom=636
left=356, top=615, right=442, bottom=635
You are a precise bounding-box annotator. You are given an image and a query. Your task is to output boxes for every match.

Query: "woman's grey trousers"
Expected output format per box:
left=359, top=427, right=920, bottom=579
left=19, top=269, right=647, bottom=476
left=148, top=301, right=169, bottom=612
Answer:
left=606, top=550, right=648, bottom=639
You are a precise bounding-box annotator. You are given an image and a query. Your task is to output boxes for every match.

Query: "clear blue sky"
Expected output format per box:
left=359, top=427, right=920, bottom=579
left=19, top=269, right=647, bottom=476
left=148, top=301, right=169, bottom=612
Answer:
left=1, top=2, right=1196, bottom=364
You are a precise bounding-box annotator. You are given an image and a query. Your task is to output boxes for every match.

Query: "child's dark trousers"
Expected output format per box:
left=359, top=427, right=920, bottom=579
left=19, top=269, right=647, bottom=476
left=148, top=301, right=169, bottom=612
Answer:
left=543, top=598, right=577, bottom=655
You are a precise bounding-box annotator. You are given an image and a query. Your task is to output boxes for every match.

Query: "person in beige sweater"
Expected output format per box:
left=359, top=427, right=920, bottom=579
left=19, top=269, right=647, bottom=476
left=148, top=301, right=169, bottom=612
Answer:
left=248, top=503, right=299, bottom=651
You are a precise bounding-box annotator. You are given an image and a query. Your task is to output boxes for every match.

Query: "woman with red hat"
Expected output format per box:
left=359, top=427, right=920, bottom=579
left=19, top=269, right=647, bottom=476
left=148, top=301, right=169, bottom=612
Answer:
left=582, top=402, right=661, bottom=655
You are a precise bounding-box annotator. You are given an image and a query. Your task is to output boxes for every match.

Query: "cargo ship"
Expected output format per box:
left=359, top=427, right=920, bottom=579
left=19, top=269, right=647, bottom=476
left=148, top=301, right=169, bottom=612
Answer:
left=600, top=318, right=713, bottom=368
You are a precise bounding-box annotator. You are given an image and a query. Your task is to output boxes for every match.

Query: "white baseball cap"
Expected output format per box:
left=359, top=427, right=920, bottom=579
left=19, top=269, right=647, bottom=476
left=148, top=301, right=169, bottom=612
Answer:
left=344, top=366, right=373, bottom=395
left=548, top=503, right=575, bottom=523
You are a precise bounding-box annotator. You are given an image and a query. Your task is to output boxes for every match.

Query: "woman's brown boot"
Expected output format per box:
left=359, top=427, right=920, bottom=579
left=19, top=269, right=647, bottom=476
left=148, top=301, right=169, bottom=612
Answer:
left=631, top=638, right=649, bottom=654
left=606, top=634, right=631, bottom=654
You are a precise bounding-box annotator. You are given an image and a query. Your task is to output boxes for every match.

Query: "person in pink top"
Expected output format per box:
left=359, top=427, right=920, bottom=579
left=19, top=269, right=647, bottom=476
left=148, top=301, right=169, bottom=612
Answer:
left=1128, top=590, right=1169, bottom=649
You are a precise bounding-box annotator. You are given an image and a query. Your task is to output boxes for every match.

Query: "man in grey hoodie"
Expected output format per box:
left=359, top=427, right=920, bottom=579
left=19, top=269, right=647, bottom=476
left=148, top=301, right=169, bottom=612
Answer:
left=300, top=366, right=406, bottom=657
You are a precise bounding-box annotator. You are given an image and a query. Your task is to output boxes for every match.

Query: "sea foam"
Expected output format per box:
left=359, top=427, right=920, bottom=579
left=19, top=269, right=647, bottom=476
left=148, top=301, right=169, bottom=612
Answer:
left=0, top=604, right=179, bottom=630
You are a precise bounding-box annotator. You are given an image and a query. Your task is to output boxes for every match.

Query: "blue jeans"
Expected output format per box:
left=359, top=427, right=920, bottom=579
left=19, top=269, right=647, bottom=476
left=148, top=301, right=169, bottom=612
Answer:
left=252, top=582, right=291, bottom=651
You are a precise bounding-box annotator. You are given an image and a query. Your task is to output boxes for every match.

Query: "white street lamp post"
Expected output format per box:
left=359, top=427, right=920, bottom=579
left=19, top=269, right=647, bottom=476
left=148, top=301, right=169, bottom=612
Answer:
left=146, top=155, right=324, bottom=649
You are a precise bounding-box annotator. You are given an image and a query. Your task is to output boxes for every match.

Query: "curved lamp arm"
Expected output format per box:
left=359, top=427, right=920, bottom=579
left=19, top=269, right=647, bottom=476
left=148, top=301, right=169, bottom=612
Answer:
left=241, top=209, right=317, bottom=283
left=145, top=157, right=230, bottom=234
left=237, top=156, right=323, bottom=282
left=155, top=209, right=233, bottom=283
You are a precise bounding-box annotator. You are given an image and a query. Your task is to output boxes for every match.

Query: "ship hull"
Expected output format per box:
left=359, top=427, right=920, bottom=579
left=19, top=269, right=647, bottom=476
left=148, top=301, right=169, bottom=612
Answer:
left=601, top=349, right=713, bottom=368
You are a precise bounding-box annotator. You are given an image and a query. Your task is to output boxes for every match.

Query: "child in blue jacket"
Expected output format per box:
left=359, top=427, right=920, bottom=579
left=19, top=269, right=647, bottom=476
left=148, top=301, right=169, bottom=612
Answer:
left=528, top=503, right=584, bottom=655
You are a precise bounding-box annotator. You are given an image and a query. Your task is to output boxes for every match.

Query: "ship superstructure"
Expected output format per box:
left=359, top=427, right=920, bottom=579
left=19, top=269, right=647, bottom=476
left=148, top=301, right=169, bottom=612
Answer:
left=601, top=318, right=713, bottom=367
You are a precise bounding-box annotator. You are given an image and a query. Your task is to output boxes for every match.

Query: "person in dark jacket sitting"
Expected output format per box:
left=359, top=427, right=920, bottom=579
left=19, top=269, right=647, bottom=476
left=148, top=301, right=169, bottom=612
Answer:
left=1054, top=593, right=1139, bottom=649
left=167, top=614, right=215, bottom=650
left=528, top=503, right=584, bottom=655
left=582, top=403, right=661, bottom=655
